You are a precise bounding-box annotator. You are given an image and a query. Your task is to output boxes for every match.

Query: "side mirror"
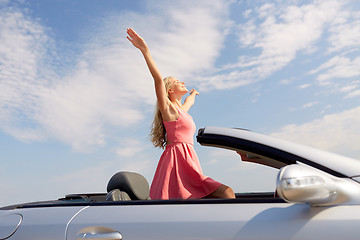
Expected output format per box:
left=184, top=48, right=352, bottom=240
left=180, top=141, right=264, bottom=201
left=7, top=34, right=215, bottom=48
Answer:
left=276, top=164, right=360, bottom=206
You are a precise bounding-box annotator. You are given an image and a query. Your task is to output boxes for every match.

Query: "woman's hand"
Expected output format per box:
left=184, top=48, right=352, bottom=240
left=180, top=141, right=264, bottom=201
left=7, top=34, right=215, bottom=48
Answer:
left=127, top=28, right=147, bottom=51
left=189, top=89, right=199, bottom=95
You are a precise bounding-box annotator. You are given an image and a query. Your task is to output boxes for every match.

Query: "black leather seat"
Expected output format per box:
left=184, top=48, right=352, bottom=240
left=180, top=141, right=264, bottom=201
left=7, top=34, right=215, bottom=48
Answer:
left=106, top=171, right=150, bottom=201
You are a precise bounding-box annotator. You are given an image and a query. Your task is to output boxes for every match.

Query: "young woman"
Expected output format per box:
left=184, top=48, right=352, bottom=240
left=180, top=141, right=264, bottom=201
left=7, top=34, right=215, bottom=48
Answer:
left=127, top=28, right=235, bottom=199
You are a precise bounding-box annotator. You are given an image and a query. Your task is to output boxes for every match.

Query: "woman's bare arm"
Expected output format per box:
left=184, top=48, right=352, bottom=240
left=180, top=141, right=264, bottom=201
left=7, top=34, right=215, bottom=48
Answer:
left=126, top=28, right=170, bottom=112
left=182, top=89, right=199, bottom=112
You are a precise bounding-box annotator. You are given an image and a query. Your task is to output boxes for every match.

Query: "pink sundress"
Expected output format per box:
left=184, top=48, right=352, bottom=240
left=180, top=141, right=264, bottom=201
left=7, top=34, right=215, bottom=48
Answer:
left=149, top=106, right=222, bottom=199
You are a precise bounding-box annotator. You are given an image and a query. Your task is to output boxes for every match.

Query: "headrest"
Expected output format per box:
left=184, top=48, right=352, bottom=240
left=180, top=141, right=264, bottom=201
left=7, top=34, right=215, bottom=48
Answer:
left=106, top=189, right=131, bottom=201
left=107, top=171, right=150, bottom=200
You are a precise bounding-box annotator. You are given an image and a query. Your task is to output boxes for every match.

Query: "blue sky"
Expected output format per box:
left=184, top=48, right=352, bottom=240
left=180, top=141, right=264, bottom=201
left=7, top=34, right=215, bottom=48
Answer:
left=1, top=0, right=359, bottom=206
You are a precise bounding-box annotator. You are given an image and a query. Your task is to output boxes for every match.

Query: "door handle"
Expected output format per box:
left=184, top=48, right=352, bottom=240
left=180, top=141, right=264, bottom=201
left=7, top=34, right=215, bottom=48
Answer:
left=78, top=231, right=122, bottom=239
left=77, top=226, right=122, bottom=240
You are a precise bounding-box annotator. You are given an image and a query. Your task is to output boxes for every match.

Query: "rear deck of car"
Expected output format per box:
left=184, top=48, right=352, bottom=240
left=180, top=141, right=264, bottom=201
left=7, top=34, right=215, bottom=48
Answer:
left=0, top=192, right=286, bottom=210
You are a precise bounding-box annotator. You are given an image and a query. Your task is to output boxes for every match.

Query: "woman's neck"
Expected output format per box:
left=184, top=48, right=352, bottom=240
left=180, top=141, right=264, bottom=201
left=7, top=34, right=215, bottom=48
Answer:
left=171, top=99, right=182, bottom=108
left=170, top=94, right=183, bottom=108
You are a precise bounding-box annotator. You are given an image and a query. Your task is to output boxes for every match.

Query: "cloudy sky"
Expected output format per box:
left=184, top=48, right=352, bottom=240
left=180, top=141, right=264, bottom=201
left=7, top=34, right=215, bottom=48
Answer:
left=1, top=0, right=359, bottom=206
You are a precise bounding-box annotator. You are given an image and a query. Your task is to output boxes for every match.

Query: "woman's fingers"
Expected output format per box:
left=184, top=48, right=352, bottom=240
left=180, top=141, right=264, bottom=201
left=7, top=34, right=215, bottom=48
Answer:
left=126, top=28, right=147, bottom=51
left=189, top=89, right=199, bottom=95
left=127, top=28, right=138, bottom=39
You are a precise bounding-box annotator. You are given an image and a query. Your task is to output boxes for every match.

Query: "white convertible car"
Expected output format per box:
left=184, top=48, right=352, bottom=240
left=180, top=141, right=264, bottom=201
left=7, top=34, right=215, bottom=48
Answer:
left=1, top=126, right=360, bottom=240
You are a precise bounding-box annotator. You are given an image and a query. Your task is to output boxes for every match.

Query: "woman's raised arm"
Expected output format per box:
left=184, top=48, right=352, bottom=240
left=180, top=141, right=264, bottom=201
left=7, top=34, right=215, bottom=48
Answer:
left=182, top=89, right=199, bottom=112
left=126, top=28, right=169, bottom=110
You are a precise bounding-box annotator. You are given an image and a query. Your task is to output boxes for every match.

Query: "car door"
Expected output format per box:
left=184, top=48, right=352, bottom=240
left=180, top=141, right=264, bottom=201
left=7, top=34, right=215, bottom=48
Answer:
left=4, top=206, right=87, bottom=240
left=65, top=200, right=360, bottom=240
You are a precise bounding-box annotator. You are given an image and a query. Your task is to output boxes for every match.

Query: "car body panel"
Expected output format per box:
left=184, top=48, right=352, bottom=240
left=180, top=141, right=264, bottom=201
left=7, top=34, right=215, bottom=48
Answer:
left=2, top=201, right=360, bottom=240
left=2, top=206, right=87, bottom=240
left=352, top=176, right=360, bottom=183
left=65, top=202, right=360, bottom=240
left=0, top=213, right=22, bottom=239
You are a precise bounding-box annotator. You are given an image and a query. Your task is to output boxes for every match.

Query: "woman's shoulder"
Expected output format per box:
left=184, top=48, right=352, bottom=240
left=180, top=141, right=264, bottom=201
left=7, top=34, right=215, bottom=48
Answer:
left=161, top=102, right=181, bottom=122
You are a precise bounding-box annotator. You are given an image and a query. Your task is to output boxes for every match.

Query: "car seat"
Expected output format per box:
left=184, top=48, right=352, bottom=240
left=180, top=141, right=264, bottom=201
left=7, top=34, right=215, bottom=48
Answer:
left=106, top=171, right=150, bottom=201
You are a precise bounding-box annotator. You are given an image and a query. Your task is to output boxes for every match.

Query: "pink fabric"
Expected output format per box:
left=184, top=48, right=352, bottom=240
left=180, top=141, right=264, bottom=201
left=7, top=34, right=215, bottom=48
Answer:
left=149, top=107, right=222, bottom=199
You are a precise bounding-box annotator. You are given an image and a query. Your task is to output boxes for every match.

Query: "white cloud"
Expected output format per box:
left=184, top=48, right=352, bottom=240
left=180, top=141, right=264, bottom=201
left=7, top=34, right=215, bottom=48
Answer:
left=243, top=9, right=252, bottom=18
left=116, top=139, right=146, bottom=157
left=0, top=0, right=230, bottom=151
left=309, top=55, right=360, bottom=85
left=0, top=6, right=51, bottom=142
left=52, top=162, right=112, bottom=193
left=340, top=83, right=359, bottom=93
left=302, top=101, right=318, bottom=109
left=51, top=153, right=156, bottom=194
left=34, top=54, right=147, bottom=151
left=199, top=0, right=349, bottom=90
left=301, top=2, right=360, bottom=97
left=1, top=0, right=358, bottom=153
left=328, top=17, right=360, bottom=53
left=0, top=8, right=147, bottom=151
left=120, top=159, right=154, bottom=175
left=145, top=0, right=230, bottom=83
left=339, top=81, right=360, bottom=99
left=345, top=89, right=360, bottom=99
left=270, top=106, right=360, bottom=158
left=298, top=83, right=311, bottom=89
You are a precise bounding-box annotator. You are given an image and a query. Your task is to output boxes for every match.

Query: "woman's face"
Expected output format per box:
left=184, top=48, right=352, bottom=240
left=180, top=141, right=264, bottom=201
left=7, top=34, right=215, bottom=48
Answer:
left=169, top=77, right=188, bottom=95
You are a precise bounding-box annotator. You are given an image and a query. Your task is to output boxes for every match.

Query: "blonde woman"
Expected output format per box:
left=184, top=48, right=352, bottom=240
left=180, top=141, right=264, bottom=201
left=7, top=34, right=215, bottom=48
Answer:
left=127, top=28, right=235, bottom=199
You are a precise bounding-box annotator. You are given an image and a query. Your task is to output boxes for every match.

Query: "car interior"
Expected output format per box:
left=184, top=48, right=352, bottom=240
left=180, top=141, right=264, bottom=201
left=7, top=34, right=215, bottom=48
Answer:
left=56, top=170, right=285, bottom=206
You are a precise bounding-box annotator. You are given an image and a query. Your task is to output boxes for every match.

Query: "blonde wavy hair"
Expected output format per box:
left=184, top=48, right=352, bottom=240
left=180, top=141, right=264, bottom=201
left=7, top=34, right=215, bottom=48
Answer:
left=150, top=76, right=174, bottom=149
